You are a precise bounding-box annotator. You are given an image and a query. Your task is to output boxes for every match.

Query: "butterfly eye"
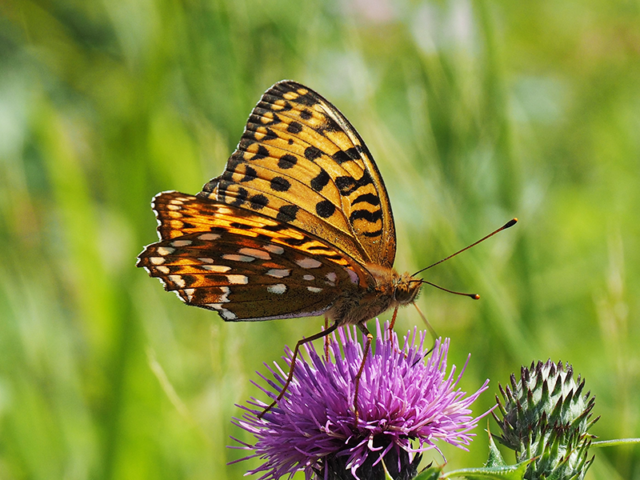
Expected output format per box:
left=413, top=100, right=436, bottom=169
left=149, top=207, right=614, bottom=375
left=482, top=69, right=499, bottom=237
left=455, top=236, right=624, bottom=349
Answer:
left=394, top=280, right=421, bottom=305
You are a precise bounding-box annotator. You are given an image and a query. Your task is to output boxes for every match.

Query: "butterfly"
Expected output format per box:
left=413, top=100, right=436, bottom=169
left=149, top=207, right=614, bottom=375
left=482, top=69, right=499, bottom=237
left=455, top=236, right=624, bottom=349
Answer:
left=137, top=80, right=425, bottom=326
left=138, top=80, right=441, bottom=415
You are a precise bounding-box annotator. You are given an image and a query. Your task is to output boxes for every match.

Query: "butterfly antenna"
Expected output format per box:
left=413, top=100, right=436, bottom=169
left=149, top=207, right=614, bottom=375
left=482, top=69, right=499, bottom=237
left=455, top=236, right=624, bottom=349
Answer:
left=412, top=218, right=518, bottom=277
left=417, top=279, right=480, bottom=300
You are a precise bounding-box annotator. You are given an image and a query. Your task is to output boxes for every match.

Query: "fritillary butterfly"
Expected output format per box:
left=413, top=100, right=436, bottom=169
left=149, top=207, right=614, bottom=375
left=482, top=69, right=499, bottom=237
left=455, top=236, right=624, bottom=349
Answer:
left=138, top=81, right=428, bottom=415
left=137, top=81, right=423, bottom=328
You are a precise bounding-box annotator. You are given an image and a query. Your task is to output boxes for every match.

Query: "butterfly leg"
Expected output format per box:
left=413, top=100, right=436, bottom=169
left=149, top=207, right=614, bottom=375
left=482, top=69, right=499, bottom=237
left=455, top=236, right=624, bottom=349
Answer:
left=323, top=315, right=332, bottom=362
left=258, top=321, right=340, bottom=419
left=389, top=306, right=399, bottom=331
left=353, top=322, right=373, bottom=424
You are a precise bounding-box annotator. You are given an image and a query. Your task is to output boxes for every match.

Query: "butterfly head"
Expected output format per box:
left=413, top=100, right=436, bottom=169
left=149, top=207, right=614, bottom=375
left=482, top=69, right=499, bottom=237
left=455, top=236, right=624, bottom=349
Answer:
left=394, top=273, right=423, bottom=305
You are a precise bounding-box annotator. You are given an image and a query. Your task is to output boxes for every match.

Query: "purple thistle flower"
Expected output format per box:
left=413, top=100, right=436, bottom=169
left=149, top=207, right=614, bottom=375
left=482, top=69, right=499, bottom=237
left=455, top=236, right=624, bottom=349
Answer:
left=231, top=320, right=491, bottom=480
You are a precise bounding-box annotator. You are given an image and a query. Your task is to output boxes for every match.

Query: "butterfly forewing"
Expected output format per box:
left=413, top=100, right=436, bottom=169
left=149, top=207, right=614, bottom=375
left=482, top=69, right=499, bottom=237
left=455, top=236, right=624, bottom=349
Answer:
left=198, top=80, right=397, bottom=268
left=137, top=191, right=372, bottom=321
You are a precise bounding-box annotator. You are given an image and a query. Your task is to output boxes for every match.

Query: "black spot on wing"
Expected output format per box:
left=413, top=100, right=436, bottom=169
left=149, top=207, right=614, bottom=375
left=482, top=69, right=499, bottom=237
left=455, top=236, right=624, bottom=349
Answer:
left=349, top=208, right=382, bottom=223
left=320, top=116, right=340, bottom=133
left=241, top=165, right=257, bottom=182
left=278, top=154, right=298, bottom=170
left=352, top=193, right=380, bottom=206
left=250, top=145, right=269, bottom=161
left=263, top=223, right=288, bottom=232
left=304, top=146, right=322, bottom=161
left=263, top=128, right=278, bottom=142
left=287, top=121, right=303, bottom=134
left=270, top=177, right=291, bottom=192
left=335, top=171, right=374, bottom=196
left=332, top=147, right=360, bottom=165
left=300, top=109, right=313, bottom=120
left=310, top=170, right=330, bottom=192
left=250, top=194, right=268, bottom=210
left=230, top=187, right=249, bottom=207
left=231, top=222, right=252, bottom=230
left=179, top=275, right=197, bottom=288
left=276, top=204, right=299, bottom=222
left=282, top=237, right=306, bottom=246
left=316, top=200, right=336, bottom=218
left=331, top=150, right=351, bottom=165
left=296, top=92, right=317, bottom=106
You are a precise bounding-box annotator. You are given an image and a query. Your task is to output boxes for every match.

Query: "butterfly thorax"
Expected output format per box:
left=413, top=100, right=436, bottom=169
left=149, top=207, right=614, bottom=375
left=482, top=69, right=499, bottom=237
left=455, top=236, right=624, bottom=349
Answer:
left=326, top=264, right=422, bottom=326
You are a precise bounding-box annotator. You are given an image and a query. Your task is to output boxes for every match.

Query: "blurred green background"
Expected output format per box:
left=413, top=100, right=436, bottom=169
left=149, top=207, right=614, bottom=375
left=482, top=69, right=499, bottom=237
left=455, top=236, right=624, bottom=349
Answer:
left=1, top=0, right=639, bottom=478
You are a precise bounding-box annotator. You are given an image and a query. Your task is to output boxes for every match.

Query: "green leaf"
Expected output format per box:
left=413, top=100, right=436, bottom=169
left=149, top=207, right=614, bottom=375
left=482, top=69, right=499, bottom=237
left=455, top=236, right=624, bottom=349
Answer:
left=486, top=432, right=508, bottom=468
left=444, top=460, right=530, bottom=480
left=414, top=465, right=444, bottom=480
left=591, top=438, right=640, bottom=448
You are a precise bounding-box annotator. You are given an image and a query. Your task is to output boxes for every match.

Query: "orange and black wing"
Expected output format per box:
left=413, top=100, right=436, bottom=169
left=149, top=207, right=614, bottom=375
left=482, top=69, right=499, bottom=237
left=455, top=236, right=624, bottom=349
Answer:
left=198, top=80, right=397, bottom=269
left=137, top=191, right=372, bottom=321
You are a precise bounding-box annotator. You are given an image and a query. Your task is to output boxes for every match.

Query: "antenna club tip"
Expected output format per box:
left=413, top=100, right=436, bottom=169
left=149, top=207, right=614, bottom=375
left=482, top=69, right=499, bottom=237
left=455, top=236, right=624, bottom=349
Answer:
left=505, top=218, right=518, bottom=228
left=472, top=294, right=480, bottom=300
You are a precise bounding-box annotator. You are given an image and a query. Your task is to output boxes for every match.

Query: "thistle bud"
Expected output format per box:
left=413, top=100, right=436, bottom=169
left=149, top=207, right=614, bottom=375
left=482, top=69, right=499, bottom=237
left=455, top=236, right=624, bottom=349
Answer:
left=493, top=360, right=599, bottom=479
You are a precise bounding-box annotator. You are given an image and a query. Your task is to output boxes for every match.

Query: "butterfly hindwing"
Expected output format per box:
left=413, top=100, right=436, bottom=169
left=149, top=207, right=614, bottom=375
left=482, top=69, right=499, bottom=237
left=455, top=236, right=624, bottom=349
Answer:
left=198, top=80, right=397, bottom=269
left=137, top=191, right=372, bottom=321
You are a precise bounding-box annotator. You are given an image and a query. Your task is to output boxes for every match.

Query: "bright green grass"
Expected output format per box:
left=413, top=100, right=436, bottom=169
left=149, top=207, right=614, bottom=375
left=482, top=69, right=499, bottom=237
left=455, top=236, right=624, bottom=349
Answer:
left=1, top=0, right=639, bottom=478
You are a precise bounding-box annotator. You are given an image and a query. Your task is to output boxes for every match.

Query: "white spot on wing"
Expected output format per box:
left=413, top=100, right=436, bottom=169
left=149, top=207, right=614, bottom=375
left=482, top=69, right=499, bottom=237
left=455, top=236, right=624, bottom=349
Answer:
left=219, top=286, right=230, bottom=303
left=157, top=247, right=175, bottom=256
left=307, top=286, right=323, bottom=293
left=325, top=272, right=336, bottom=286
left=150, top=257, right=165, bottom=265
left=267, top=269, right=291, bottom=278
left=199, top=233, right=221, bottom=241
left=222, top=254, right=255, bottom=263
left=156, top=266, right=170, bottom=274
left=238, top=247, right=271, bottom=260
left=198, top=257, right=214, bottom=264
left=227, top=274, right=249, bottom=284
left=263, top=244, right=284, bottom=255
left=267, top=284, right=287, bottom=294
left=167, top=204, right=180, bottom=211
left=208, top=303, right=237, bottom=320
left=169, top=275, right=186, bottom=288
left=303, top=274, right=315, bottom=281
left=346, top=268, right=359, bottom=284
left=296, top=257, right=322, bottom=269
left=184, top=288, right=195, bottom=301
left=220, top=309, right=237, bottom=320
left=172, top=240, right=192, bottom=247
left=202, top=265, right=231, bottom=273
